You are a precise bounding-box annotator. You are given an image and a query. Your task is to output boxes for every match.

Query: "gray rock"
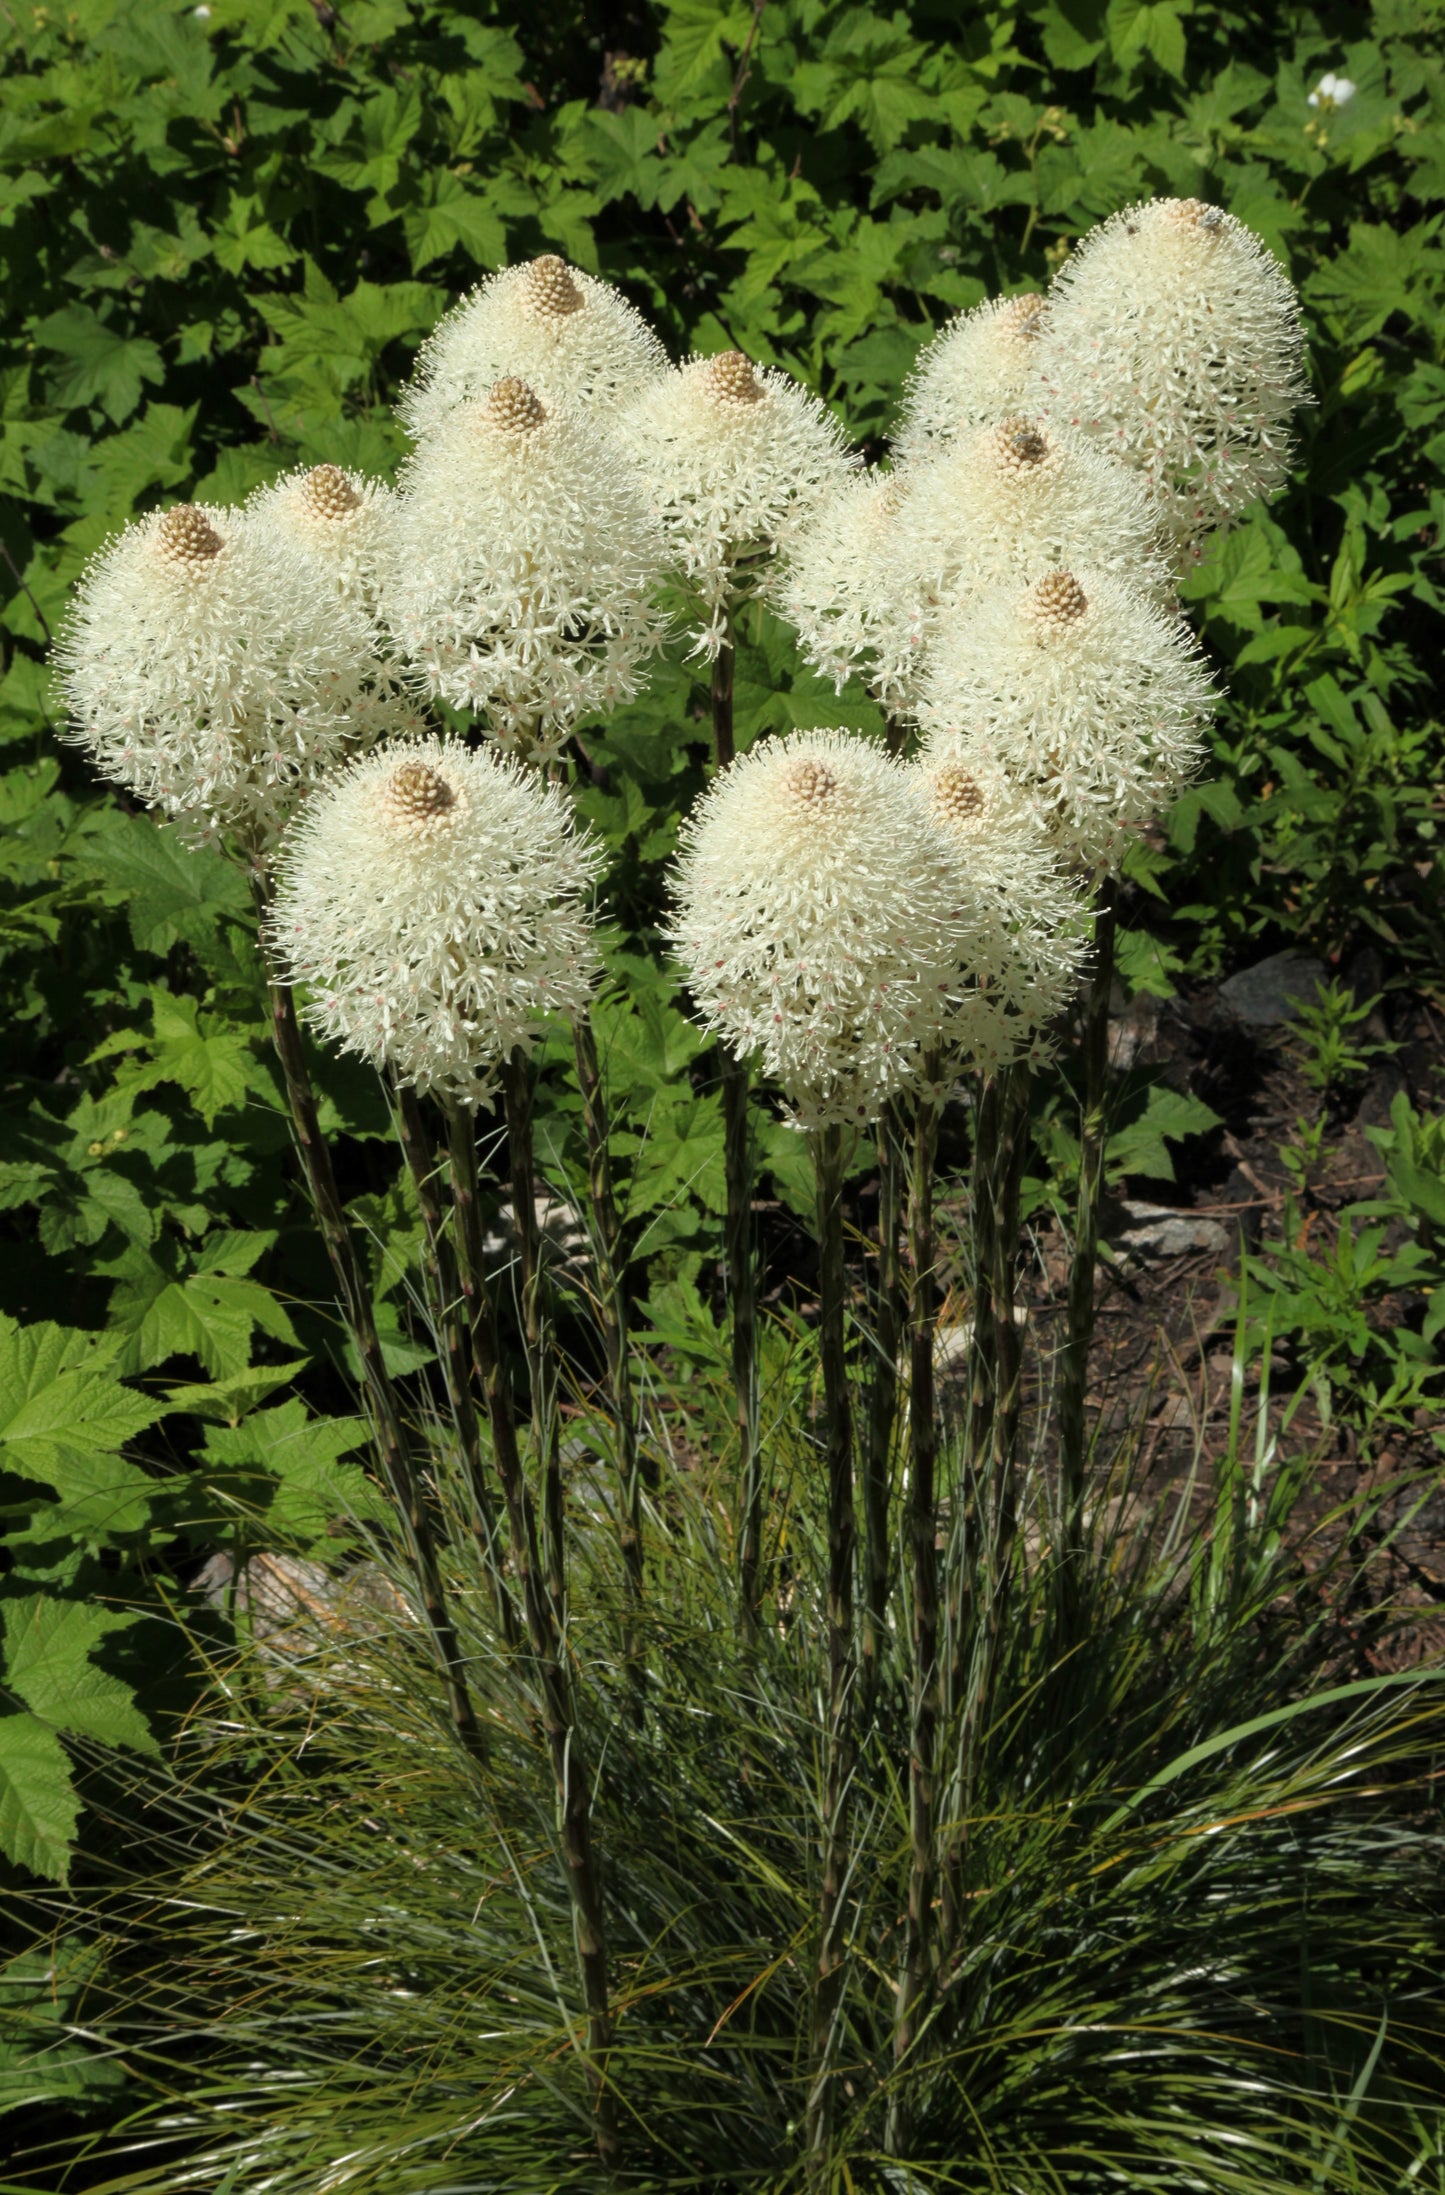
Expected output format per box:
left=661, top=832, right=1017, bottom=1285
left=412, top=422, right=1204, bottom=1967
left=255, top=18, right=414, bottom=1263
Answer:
left=1217, top=951, right=1325, bottom=1026
left=1117, top=1200, right=1231, bottom=1260
left=196, top=1550, right=413, bottom=1656
left=1108, top=991, right=1161, bottom=1070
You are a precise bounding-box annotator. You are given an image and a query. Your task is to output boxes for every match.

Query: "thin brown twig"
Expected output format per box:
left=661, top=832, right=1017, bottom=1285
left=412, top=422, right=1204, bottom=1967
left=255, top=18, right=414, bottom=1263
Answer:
left=726, top=0, right=767, bottom=157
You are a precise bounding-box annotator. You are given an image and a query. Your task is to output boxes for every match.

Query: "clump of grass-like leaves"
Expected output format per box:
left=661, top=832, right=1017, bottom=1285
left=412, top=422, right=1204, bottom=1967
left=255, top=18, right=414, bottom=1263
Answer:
left=15, top=1311, right=1445, bottom=2195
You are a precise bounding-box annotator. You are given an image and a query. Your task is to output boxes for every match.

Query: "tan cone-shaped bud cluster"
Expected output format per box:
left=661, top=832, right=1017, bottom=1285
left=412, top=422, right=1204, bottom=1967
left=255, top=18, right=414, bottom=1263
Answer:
left=300, top=465, right=363, bottom=522
left=155, top=504, right=224, bottom=567
left=481, top=376, right=548, bottom=437
left=518, top=253, right=585, bottom=320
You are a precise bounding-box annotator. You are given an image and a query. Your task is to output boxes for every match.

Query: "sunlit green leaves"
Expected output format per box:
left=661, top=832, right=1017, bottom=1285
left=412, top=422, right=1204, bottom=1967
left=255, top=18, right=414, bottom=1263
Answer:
left=0, top=1588, right=160, bottom=1884
left=31, top=305, right=164, bottom=425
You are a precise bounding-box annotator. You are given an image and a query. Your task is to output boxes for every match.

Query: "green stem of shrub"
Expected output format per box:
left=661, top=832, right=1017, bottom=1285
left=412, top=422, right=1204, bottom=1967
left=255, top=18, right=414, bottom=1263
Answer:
left=892, top=1071, right=941, bottom=2129
left=1058, top=880, right=1117, bottom=1622
left=394, top=1081, right=520, bottom=1659
left=266, top=979, right=488, bottom=1771
left=807, top=1121, right=856, bottom=2174
left=444, top=1098, right=619, bottom=2165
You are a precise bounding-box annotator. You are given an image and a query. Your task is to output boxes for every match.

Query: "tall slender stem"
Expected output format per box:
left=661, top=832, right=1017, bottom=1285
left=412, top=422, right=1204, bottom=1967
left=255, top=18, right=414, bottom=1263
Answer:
left=266, top=980, right=487, bottom=1769
left=989, top=1062, right=1030, bottom=1594
left=939, top=1070, right=1001, bottom=1960
left=711, top=609, right=761, bottom=1636
left=891, top=1075, right=941, bottom=2132
left=806, top=1123, right=856, bottom=2176
left=500, top=1048, right=566, bottom=1624
left=1058, top=881, right=1117, bottom=1617
left=862, top=1101, right=905, bottom=1705
left=723, top=1050, right=762, bottom=1633
left=939, top=1060, right=1032, bottom=1966
left=394, top=1084, right=520, bottom=1657
left=711, top=625, right=736, bottom=770
left=573, top=1012, right=646, bottom=1700
left=445, top=1100, right=618, bottom=2164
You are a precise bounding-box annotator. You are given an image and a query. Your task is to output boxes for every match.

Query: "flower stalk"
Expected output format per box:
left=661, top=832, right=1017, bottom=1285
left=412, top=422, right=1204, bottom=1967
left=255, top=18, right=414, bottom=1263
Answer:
left=393, top=1081, right=520, bottom=1657
left=444, top=1099, right=619, bottom=2165
left=266, top=977, right=489, bottom=1771
left=1058, top=879, right=1117, bottom=1626
left=573, top=1010, right=647, bottom=1699
left=806, top=1121, right=856, bottom=2175
left=890, top=1069, right=942, bottom=2137
left=499, top=1047, right=566, bottom=1622
left=710, top=608, right=762, bottom=1636
left=861, top=1099, right=906, bottom=1705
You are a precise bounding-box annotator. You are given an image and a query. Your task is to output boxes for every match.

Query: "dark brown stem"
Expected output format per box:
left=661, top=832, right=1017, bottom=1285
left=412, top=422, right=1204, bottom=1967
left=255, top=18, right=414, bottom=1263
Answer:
left=939, top=1063, right=1030, bottom=1965
left=891, top=1078, right=940, bottom=2128
left=989, top=1062, right=1030, bottom=1587
left=861, top=1101, right=904, bottom=1710
left=712, top=605, right=760, bottom=1636
left=939, top=1070, right=1001, bottom=1959
left=711, top=629, right=736, bottom=770
left=722, top=1050, right=762, bottom=1634
left=573, top=1013, right=646, bottom=1684
left=394, top=1084, right=520, bottom=1657
left=500, top=1048, right=566, bottom=1625
left=445, top=1100, right=618, bottom=2164
left=266, top=981, right=487, bottom=1770
left=806, top=1123, right=855, bottom=2175
left=884, top=713, right=909, bottom=758
left=1058, top=881, right=1117, bottom=1625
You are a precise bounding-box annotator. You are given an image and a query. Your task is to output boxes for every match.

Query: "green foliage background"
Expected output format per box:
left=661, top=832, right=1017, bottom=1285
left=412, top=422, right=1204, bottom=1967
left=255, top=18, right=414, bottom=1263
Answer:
left=0, top=0, right=1442, bottom=1938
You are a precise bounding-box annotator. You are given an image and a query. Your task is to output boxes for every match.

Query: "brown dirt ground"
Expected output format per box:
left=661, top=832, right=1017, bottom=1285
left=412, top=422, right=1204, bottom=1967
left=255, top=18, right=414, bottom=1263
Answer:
left=921, top=974, right=1445, bottom=1673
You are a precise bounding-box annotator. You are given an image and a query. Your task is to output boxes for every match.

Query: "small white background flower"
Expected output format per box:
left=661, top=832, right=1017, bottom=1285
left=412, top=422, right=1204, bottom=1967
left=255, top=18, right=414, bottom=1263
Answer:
left=1308, top=72, right=1357, bottom=108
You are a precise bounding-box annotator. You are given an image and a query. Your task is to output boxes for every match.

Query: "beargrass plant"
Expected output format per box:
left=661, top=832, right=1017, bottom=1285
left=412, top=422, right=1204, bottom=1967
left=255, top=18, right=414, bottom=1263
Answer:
left=13, top=1322, right=1445, bottom=2195
left=18, top=205, right=1444, bottom=2187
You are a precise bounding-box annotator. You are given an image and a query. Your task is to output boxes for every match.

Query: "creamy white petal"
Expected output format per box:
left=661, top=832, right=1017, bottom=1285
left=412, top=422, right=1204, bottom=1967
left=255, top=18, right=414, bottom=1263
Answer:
left=1026, top=198, right=1308, bottom=567
left=56, top=501, right=405, bottom=847
left=268, top=734, right=602, bottom=1104
left=378, top=380, right=669, bottom=759
left=399, top=256, right=668, bottom=443
left=620, top=351, right=857, bottom=655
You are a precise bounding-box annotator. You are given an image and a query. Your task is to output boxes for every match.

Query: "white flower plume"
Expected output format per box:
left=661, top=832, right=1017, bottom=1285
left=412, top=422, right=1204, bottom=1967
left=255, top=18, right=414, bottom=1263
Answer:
left=891, top=294, right=1044, bottom=470
left=774, top=468, right=920, bottom=712
left=244, top=464, right=397, bottom=611
left=55, top=501, right=403, bottom=847
left=620, top=350, right=857, bottom=653
left=398, top=255, right=669, bottom=443
left=268, top=735, right=603, bottom=1105
left=914, top=749, right=1090, bottom=1071
left=668, top=729, right=966, bottom=1128
left=378, top=377, right=669, bottom=759
left=901, top=414, right=1171, bottom=619
left=1026, top=197, right=1309, bottom=565
left=917, top=567, right=1215, bottom=871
